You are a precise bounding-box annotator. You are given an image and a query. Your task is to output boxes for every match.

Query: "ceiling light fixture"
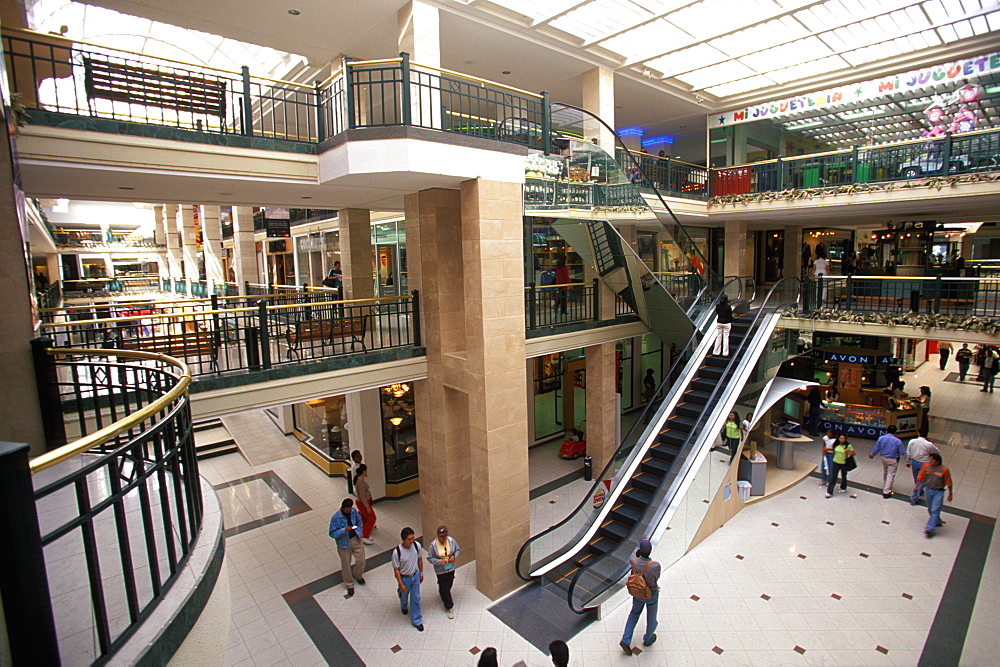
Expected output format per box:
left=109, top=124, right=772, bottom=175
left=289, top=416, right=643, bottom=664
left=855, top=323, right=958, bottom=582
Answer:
left=288, top=9, right=300, bottom=15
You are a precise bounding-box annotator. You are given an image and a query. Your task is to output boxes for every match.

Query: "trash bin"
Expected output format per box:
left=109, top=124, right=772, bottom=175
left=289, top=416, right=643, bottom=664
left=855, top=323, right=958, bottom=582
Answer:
left=737, top=480, right=752, bottom=502
left=583, top=455, right=593, bottom=482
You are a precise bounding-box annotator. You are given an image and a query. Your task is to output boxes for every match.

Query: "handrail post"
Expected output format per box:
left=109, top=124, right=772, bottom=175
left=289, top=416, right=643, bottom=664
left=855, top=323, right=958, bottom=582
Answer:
left=851, top=146, right=860, bottom=183
left=592, top=277, right=600, bottom=321
left=933, top=274, right=943, bottom=314
left=775, top=156, right=783, bottom=191
left=541, top=91, right=551, bottom=155
left=210, top=294, right=221, bottom=333
left=243, top=280, right=250, bottom=297
left=314, top=79, right=325, bottom=142
left=816, top=276, right=823, bottom=309
left=399, top=52, right=412, bottom=126
left=665, top=157, right=673, bottom=194
left=803, top=277, right=812, bottom=311
left=527, top=283, right=537, bottom=330
left=845, top=276, right=853, bottom=311
left=0, top=441, right=60, bottom=665
left=343, top=57, right=355, bottom=129
left=256, top=299, right=271, bottom=370
left=31, top=337, right=67, bottom=450
left=411, top=290, right=421, bottom=347
left=241, top=65, right=253, bottom=137
left=941, top=133, right=953, bottom=174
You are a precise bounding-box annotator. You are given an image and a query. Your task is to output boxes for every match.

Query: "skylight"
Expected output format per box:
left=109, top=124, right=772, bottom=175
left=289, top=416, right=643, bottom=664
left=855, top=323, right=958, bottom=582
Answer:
left=454, top=0, right=1000, bottom=101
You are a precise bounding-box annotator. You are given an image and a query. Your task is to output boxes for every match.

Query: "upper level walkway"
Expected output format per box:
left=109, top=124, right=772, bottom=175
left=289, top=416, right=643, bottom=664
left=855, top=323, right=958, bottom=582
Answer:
left=5, top=27, right=999, bottom=213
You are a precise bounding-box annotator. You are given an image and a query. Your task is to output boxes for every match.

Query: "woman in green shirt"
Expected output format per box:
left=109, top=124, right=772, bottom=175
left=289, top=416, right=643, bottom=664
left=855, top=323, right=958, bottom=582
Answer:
left=715, top=411, right=745, bottom=463
left=825, top=434, right=856, bottom=498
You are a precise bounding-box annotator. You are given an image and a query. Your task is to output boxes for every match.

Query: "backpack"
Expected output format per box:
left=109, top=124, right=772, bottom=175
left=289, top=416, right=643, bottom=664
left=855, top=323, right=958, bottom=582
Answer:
left=626, top=557, right=652, bottom=599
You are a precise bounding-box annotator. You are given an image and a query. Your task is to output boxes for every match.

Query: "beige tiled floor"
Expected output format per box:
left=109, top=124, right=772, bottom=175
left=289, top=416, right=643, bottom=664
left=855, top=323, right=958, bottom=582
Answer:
left=197, top=357, right=998, bottom=666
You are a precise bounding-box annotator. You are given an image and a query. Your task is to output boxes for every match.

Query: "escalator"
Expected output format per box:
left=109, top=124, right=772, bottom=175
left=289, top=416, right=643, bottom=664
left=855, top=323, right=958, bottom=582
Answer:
left=513, top=279, right=800, bottom=618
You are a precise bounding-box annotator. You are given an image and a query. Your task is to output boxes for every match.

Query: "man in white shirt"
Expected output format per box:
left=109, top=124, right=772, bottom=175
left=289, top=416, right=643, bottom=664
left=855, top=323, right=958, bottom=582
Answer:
left=906, top=427, right=939, bottom=505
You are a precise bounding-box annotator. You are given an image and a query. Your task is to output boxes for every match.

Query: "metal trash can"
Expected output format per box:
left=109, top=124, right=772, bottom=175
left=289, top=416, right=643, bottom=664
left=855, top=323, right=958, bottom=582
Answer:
left=583, top=455, right=593, bottom=481
left=737, top=480, right=752, bottom=502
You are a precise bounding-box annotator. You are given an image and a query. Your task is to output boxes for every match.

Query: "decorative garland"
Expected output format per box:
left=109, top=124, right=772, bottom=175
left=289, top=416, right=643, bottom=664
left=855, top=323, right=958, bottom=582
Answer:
left=708, top=171, right=1000, bottom=207
left=783, top=306, right=1000, bottom=335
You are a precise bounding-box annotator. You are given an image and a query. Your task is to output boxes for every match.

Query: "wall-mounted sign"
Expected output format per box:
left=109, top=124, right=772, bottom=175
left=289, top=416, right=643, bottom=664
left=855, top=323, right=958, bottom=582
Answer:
left=813, top=350, right=895, bottom=365
left=264, top=207, right=291, bottom=238
left=710, top=52, right=1000, bottom=128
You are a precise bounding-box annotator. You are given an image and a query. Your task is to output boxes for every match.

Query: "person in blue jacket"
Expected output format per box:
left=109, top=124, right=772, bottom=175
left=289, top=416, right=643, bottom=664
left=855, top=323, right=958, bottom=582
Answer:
left=329, top=498, right=366, bottom=597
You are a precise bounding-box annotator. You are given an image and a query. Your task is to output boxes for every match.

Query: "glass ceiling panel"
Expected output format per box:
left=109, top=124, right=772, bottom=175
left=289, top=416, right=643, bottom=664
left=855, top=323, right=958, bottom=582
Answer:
left=675, top=60, right=756, bottom=89
left=646, top=43, right=729, bottom=77
left=550, top=0, right=655, bottom=44
left=487, top=0, right=581, bottom=22
left=599, top=18, right=693, bottom=61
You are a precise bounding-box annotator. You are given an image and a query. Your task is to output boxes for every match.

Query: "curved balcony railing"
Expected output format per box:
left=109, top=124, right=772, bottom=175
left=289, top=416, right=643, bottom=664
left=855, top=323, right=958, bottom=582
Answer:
left=28, top=348, right=200, bottom=663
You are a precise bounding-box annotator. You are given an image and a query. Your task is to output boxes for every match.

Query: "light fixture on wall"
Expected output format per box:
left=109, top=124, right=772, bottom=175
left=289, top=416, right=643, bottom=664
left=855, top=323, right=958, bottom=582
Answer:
left=382, top=383, right=410, bottom=398
left=389, top=416, right=403, bottom=426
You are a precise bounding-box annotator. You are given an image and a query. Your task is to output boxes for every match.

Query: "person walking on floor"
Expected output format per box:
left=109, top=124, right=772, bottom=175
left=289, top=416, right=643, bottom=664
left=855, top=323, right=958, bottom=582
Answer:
left=956, top=343, right=973, bottom=381
left=549, top=640, right=569, bottom=667
left=825, top=435, right=855, bottom=498
left=620, top=538, right=661, bottom=656
left=915, top=453, right=953, bottom=538
left=328, top=498, right=366, bottom=597
left=427, top=525, right=460, bottom=619
left=392, top=527, right=425, bottom=631
left=937, top=340, right=953, bottom=370
left=981, top=348, right=998, bottom=393
left=718, top=411, right=746, bottom=464
left=869, top=425, right=906, bottom=498
left=907, top=427, right=939, bottom=505
left=806, top=385, right=823, bottom=437
left=819, top=429, right=836, bottom=486
left=353, top=465, right=376, bottom=545
left=712, top=294, right=733, bottom=356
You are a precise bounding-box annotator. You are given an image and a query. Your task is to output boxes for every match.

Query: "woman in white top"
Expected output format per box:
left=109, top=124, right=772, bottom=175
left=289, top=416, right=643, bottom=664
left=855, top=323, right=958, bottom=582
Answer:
left=820, top=429, right=837, bottom=486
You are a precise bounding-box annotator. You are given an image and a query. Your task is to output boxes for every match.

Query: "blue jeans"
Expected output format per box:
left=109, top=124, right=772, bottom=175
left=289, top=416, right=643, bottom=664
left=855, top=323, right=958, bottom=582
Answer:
left=925, top=488, right=945, bottom=533
left=820, top=452, right=833, bottom=483
left=622, top=589, right=659, bottom=646
left=910, top=462, right=926, bottom=502
left=398, top=572, right=422, bottom=626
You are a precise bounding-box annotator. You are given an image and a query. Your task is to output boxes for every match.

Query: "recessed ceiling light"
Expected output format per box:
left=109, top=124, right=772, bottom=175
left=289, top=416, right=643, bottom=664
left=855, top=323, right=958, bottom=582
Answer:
left=502, top=70, right=511, bottom=75
left=118, top=186, right=134, bottom=190
left=301, top=196, right=312, bottom=199
left=220, top=192, right=234, bottom=196
left=288, top=9, right=300, bottom=15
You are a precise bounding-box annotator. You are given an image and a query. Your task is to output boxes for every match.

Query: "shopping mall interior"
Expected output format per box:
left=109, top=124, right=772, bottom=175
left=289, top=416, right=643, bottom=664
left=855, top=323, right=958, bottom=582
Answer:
left=1, top=0, right=999, bottom=664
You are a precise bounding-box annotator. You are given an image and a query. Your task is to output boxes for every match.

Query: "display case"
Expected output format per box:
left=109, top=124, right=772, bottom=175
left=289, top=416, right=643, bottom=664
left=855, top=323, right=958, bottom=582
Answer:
left=815, top=400, right=919, bottom=438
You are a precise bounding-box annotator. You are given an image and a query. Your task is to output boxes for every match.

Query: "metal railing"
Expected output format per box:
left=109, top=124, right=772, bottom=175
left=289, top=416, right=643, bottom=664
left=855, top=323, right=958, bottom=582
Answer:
left=39, top=292, right=421, bottom=378
left=22, top=347, right=200, bottom=663
left=525, top=280, right=600, bottom=329
left=803, top=275, right=1000, bottom=317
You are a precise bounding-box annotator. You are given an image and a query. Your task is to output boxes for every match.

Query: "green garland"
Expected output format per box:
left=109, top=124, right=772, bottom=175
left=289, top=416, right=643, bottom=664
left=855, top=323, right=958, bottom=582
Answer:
left=783, top=306, right=1000, bottom=335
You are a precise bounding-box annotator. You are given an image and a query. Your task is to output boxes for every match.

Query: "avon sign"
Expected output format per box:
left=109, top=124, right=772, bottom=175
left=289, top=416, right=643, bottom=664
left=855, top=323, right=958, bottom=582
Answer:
left=812, top=351, right=895, bottom=365
left=710, top=52, right=1000, bottom=128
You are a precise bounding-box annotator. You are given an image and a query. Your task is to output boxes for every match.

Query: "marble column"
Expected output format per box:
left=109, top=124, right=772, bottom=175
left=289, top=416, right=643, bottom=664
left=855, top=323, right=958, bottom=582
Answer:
left=582, top=67, right=615, bottom=151
left=724, top=220, right=748, bottom=278
left=397, top=0, right=442, bottom=128
left=200, top=205, right=224, bottom=287
left=164, top=204, right=182, bottom=278
left=784, top=226, right=803, bottom=281
left=338, top=209, right=374, bottom=301
left=153, top=204, right=167, bottom=278
left=585, top=342, right=618, bottom=473
left=408, top=180, right=529, bottom=600
left=231, top=206, right=258, bottom=290
left=178, top=205, right=200, bottom=283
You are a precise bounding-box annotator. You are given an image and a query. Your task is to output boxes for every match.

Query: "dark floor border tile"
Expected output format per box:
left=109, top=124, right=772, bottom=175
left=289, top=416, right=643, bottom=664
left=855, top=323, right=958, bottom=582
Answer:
left=919, top=514, right=995, bottom=665
left=214, top=471, right=312, bottom=539
left=285, top=595, right=364, bottom=666
left=530, top=469, right=584, bottom=500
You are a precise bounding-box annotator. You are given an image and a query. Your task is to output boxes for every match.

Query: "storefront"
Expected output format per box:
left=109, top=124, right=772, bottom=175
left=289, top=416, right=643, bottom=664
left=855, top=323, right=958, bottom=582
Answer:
left=372, top=219, right=407, bottom=298
left=295, top=394, right=351, bottom=476
left=380, top=382, right=417, bottom=496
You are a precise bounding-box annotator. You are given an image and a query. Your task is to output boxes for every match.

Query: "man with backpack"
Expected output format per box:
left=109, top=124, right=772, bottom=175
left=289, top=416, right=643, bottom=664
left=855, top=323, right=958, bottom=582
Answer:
left=620, top=538, right=661, bottom=655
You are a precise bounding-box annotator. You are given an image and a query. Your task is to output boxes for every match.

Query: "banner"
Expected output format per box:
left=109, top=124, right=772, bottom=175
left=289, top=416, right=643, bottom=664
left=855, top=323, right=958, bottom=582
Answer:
left=710, top=52, right=1000, bottom=128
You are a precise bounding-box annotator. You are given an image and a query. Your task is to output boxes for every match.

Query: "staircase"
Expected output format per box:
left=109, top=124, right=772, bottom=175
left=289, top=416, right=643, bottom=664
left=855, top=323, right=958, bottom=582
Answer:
left=193, top=418, right=238, bottom=460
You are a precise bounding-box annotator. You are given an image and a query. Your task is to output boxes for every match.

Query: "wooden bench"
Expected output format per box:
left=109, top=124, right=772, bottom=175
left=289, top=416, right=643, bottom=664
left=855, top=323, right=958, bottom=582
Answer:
left=285, top=316, right=367, bottom=359
left=83, top=56, right=227, bottom=123
left=119, top=330, right=221, bottom=371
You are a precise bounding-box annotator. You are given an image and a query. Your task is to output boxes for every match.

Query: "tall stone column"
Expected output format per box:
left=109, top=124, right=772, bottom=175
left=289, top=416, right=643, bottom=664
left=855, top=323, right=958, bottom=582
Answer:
left=178, top=205, right=200, bottom=282
left=397, top=1, right=442, bottom=128
left=45, top=253, right=60, bottom=282
left=153, top=204, right=167, bottom=278
left=164, top=204, right=182, bottom=278
left=231, top=206, right=258, bottom=290
left=582, top=67, right=615, bottom=150
left=724, top=220, right=748, bottom=278
left=585, top=342, right=618, bottom=472
left=409, top=181, right=529, bottom=600
left=339, top=209, right=374, bottom=301
left=200, top=205, right=224, bottom=286
left=0, top=107, right=45, bottom=452
left=784, top=226, right=803, bottom=281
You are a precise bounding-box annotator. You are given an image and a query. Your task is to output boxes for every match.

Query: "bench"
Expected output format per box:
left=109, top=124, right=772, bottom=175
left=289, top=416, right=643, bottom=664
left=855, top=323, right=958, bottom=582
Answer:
left=83, top=56, right=227, bottom=124
left=285, top=316, right=367, bottom=359
left=119, top=330, right=221, bottom=371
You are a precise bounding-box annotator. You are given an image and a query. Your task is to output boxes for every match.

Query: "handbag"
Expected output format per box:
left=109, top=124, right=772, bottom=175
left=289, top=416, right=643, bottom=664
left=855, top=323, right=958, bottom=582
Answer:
left=844, top=455, right=858, bottom=471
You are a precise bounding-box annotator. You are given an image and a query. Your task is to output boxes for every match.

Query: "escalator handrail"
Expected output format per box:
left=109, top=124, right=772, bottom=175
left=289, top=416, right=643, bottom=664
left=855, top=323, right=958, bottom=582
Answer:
left=563, top=277, right=801, bottom=612
left=550, top=102, right=719, bottom=288
left=514, top=277, right=749, bottom=582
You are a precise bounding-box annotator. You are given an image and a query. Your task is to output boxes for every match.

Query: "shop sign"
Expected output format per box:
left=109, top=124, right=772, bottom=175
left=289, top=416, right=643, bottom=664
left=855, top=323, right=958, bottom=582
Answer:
left=265, top=207, right=291, bottom=238
left=592, top=487, right=606, bottom=508
left=812, top=350, right=895, bottom=365
left=895, top=415, right=918, bottom=433
left=710, top=51, right=1000, bottom=128
left=819, top=420, right=884, bottom=439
